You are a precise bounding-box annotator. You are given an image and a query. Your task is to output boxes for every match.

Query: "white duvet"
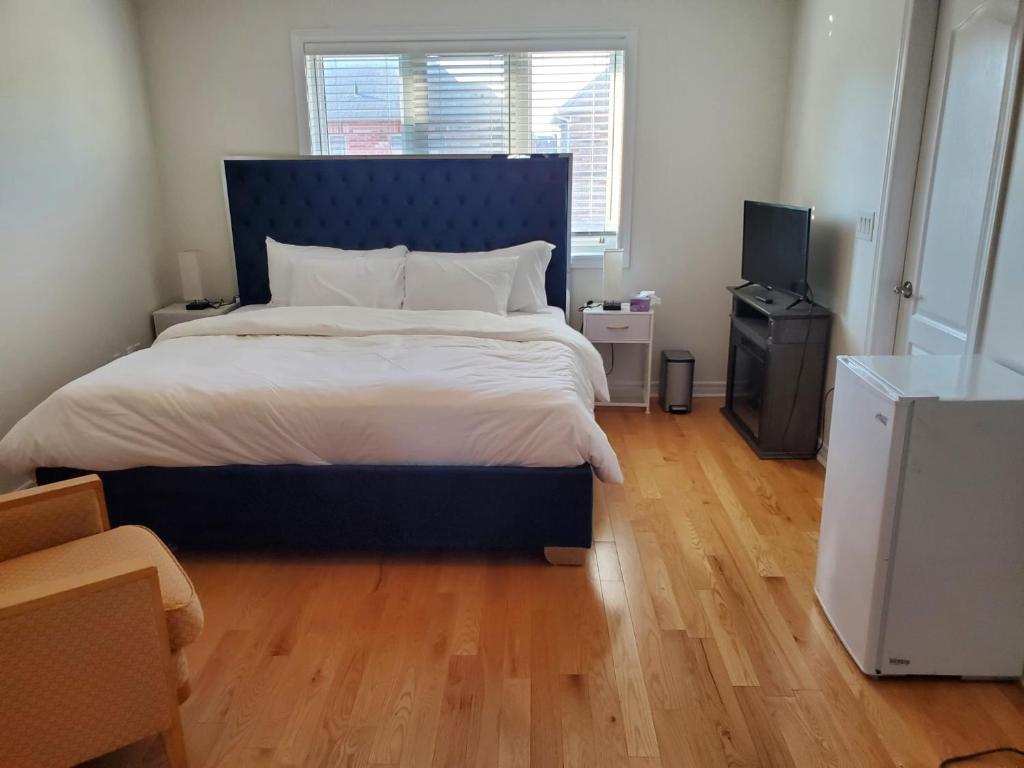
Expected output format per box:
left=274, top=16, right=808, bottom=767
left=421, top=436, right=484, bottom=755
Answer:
left=0, top=306, right=622, bottom=483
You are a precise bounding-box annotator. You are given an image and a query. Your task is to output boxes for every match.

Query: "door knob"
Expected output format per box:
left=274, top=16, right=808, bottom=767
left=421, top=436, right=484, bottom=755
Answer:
left=892, top=281, right=913, bottom=298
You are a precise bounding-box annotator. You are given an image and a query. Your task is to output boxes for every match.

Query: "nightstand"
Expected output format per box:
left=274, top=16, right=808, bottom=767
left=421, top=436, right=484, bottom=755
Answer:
left=153, top=301, right=239, bottom=335
left=582, top=307, right=655, bottom=413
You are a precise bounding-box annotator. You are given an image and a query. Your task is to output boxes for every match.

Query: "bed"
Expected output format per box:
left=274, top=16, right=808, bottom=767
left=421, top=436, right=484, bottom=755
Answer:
left=9, top=155, right=620, bottom=562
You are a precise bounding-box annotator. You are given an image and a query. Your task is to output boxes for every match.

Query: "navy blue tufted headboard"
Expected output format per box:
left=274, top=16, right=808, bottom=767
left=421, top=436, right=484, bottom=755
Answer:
left=223, top=155, right=572, bottom=310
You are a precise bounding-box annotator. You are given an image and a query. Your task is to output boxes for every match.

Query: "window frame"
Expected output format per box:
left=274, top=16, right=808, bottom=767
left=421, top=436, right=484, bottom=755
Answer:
left=290, top=28, right=638, bottom=268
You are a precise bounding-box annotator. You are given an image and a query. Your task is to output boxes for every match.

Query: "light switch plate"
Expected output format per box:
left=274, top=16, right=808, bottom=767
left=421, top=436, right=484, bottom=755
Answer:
left=856, top=211, right=876, bottom=242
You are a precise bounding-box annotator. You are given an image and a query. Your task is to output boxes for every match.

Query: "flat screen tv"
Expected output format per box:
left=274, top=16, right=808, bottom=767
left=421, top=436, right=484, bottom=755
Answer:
left=741, top=201, right=812, bottom=298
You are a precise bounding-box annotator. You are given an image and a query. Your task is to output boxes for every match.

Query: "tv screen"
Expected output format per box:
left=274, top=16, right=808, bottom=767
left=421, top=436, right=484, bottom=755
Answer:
left=741, top=201, right=811, bottom=296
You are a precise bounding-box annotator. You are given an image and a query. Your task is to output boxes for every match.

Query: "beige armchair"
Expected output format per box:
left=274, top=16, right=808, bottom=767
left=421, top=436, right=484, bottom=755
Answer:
left=0, top=476, right=204, bottom=768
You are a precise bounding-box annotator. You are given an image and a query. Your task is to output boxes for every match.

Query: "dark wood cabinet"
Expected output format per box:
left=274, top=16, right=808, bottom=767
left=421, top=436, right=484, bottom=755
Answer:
left=721, top=285, right=831, bottom=459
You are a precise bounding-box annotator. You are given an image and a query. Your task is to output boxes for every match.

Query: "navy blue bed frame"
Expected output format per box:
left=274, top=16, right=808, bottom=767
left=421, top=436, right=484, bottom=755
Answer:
left=37, top=155, right=594, bottom=556
left=227, top=155, right=571, bottom=311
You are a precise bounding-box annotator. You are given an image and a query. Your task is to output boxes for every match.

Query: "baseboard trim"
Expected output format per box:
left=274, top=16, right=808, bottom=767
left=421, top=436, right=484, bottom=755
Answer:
left=611, top=379, right=726, bottom=398
left=693, top=380, right=726, bottom=398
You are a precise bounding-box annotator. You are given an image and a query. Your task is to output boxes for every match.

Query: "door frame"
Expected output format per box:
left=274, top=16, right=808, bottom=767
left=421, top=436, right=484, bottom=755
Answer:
left=864, top=0, right=1024, bottom=355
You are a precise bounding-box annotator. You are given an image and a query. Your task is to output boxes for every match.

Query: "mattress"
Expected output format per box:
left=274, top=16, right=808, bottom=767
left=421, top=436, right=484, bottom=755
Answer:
left=0, top=305, right=622, bottom=483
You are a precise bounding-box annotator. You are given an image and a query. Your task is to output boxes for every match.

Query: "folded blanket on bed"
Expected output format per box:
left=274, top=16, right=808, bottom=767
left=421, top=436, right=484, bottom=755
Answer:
left=0, top=306, right=623, bottom=483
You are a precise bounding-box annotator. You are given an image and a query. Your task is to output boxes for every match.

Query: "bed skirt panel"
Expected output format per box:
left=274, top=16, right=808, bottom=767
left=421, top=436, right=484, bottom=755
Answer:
left=35, top=463, right=593, bottom=553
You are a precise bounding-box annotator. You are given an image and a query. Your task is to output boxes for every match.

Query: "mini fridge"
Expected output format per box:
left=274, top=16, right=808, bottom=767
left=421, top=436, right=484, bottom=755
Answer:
left=815, top=355, right=1024, bottom=678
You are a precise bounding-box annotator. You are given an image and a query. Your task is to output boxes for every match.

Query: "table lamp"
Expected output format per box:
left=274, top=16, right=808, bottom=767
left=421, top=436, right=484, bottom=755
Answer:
left=602, top=248, right=624, bottom=310
left=178, top=250, right=211, bottom=310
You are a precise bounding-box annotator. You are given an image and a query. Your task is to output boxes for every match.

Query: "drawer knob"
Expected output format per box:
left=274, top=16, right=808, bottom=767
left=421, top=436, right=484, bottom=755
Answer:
left=607, top=324, right=630, bottom=330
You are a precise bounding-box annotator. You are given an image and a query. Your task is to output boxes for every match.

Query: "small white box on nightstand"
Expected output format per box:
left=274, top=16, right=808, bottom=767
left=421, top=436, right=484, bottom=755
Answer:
left=153, top=301, right=239, bottom=336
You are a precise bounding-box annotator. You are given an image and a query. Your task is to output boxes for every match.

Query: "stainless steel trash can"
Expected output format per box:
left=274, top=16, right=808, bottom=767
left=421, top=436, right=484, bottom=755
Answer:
left=660, top=350, right=694, bottom=413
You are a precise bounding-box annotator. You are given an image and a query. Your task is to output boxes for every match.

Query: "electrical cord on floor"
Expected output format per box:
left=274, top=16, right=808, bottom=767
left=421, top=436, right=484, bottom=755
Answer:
left=780, top=290, right=815, bottom=443
left=938, top=746, right=1024, bottom=766
left=603, top=344, right=615, bottom=376
left=816, top=386, right=835, bottom=453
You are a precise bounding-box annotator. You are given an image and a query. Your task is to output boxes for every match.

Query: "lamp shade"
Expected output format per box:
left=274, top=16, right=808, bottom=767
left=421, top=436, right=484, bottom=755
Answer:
left=602, top=248, right=624, bottom=301
left=178, top=250, right=204, bottom=301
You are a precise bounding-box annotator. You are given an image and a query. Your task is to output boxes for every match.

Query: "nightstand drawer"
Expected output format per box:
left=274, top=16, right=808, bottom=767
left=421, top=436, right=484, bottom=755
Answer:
left=584, top=313, right=652, bottom=343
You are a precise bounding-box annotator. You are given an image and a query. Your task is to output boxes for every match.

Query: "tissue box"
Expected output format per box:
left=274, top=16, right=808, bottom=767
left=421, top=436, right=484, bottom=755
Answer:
left=630, top=295, right=651, bottom=312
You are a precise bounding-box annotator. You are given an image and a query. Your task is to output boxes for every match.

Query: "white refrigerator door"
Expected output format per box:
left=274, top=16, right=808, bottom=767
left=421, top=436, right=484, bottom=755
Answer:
left=815, top=358, right=909, bottom=675
left=879, top=398, right=1024, bottom=677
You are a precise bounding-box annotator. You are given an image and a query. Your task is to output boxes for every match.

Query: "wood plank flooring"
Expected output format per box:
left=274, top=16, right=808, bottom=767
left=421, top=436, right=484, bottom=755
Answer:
left=151, top=400, right=1024, bottom=766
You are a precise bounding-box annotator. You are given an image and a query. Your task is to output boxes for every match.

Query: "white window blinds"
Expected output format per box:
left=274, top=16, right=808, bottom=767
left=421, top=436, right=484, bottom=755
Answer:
left=301, top=46, right=626, bottom=253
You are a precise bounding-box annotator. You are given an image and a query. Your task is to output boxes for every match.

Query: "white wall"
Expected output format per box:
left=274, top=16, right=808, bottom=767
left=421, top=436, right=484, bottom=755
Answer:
left=0, top=0, right=170, bottom=490
left=776, top=0, right=908, bottom=453
left=780, top=0, right=1024, bottom=447
left=778, top=0, right=907, bottom=361
left=134, top=0, right=796, bottom=392
left=981, top=97, right=1024, bottom=374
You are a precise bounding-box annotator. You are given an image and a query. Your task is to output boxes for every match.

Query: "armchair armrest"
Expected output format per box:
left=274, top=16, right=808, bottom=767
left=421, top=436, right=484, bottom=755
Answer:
left=0, top=474, right=109, bottom=561
left=0, top=559, right=179, bottom=768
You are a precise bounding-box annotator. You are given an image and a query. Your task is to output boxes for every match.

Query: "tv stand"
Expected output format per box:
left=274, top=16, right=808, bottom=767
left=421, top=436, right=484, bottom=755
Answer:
left=722, top=285, right=831, bottom=459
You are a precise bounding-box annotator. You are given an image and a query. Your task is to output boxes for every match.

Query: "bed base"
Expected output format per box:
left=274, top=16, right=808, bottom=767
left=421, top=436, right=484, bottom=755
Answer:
left=36, top=463, right=593, bottom=561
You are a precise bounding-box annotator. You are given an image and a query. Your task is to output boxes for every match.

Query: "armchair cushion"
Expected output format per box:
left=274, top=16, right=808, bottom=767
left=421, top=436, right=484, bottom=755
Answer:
left=0, top=525, right=203, bottom=649
left=0, top=476, right=109, bottom=561
left=171, top=647, right=190, bottom=690
left=0, top=562, right=177, bottom=768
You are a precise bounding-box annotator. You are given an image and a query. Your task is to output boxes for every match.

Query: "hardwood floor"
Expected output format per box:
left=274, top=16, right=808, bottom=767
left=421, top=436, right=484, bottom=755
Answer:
left=166, top=399, right=1023, bottom=767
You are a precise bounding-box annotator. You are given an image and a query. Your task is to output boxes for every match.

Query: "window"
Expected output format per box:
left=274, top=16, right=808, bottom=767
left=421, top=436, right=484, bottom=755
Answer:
left=295, top=34, right=633, bottom=263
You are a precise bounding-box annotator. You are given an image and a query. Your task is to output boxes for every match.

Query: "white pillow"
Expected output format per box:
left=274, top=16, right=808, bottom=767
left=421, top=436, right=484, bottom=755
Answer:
left=289, top=255, right=406, bottom=309
left=265, top=237, right=408, bottom=305
left=404, top=253, right=518, bottom=315
left=410, top=241, right=554, bottom=312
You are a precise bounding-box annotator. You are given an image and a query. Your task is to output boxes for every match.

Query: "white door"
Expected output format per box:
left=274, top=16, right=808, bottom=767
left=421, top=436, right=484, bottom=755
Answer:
left=894, top=0, right=1021, bottom=354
